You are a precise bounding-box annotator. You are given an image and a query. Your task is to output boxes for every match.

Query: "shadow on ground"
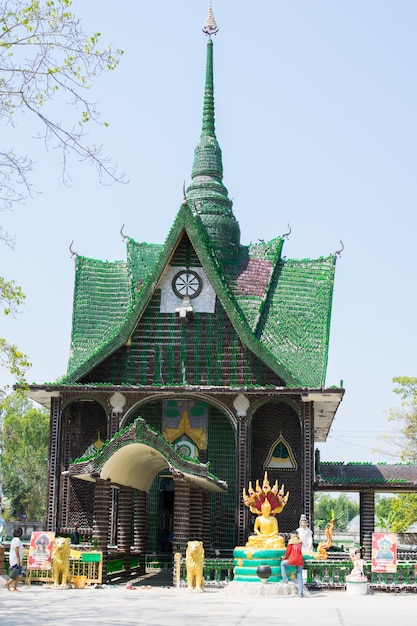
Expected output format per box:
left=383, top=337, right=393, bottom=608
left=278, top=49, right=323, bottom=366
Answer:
left=131, top=570, right=173, bottom=588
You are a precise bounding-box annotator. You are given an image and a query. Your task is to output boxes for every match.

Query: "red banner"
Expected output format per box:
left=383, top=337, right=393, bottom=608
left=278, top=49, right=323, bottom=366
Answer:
left=371, top=532, right=397, bottom=573
left=28, top=531, right=55, bottom=570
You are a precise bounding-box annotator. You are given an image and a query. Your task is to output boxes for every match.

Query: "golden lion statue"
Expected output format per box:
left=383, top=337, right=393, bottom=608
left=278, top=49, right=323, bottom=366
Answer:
left=52, top=537, right=72, bottom=588
left=185, top=540, right=204, bottom=592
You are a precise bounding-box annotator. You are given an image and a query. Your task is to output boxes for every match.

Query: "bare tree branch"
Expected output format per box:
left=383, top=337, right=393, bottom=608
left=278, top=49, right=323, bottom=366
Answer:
left=0, top=0, right=125, bottom=211
left=0, top=0, right=124, bottom=384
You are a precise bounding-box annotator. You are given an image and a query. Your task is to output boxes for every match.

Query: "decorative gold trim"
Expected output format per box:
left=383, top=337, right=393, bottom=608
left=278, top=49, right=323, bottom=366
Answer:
left=264, top=433, right=297, bottom=470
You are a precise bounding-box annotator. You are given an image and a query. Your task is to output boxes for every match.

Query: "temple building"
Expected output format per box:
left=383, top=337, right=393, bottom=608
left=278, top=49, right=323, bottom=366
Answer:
left=29, top=7, right=412, bottom=579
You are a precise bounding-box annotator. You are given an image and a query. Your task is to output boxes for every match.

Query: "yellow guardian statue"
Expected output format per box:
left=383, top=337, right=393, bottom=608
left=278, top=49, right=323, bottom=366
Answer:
left=243, top=472, right=289, bottom=549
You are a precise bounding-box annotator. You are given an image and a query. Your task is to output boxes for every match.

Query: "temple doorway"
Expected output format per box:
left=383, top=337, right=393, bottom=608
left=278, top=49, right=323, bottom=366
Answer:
left=158, top=476, right=174, bottom=553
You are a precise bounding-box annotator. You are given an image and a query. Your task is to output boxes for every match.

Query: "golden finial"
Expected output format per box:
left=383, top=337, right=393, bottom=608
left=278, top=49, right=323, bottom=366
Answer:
left=202, top=2, right=219, bottom=36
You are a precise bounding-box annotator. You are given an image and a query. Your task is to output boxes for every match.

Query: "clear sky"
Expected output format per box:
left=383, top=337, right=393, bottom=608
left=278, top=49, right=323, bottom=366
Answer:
left=1, top=1, right=416, bottom=464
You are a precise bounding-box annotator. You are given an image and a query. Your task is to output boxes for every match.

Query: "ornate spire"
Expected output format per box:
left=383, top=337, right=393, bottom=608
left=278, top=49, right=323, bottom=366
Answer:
left=202, top=2, right=219, bottom=37
left=201, top=34, right=215, bottom=137
left=186, top=5, right=240, bottom=266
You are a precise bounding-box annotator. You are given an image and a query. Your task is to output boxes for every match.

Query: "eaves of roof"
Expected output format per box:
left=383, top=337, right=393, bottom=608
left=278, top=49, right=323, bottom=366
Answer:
left=26, top=383, right=344, bottom=415
left=316, top=461, right=417, bottom=492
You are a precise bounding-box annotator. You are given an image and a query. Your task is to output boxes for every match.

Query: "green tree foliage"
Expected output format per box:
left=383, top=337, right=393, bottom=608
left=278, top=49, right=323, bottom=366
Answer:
left=375, top=493, right=417, bottom=533
left=375, top=494, right=395, bottom=531
left=0, top=278, right=31, bottom=385
left=374, top=378, right=417, bottom=532
left=389, top=494, right=417, bottom=533
left=381, top=376, right=417, bottom=462
left=0, top=0, right=123, bottom=384
left=314, top=493, right=359, bottom=531
left=375, top=496, right=397, bottom=531
left=0, top=391, right=49, bottom=520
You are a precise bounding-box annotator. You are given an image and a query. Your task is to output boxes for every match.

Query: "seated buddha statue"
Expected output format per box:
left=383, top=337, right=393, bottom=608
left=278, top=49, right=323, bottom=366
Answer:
left=246, top=499, right=285, bottom=549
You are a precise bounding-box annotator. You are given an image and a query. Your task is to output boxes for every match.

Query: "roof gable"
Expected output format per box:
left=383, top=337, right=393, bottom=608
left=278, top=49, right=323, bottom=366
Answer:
left=63, top=203, right=299, bottom=385
left=62, top=199, right=336, bottom=389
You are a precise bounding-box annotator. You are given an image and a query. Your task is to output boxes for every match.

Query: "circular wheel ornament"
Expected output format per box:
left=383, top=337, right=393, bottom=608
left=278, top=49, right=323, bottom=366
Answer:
left=172, top=270, right=203, bottom=299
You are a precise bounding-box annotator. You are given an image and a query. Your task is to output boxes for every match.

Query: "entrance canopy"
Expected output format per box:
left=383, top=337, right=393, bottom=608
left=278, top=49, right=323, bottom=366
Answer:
left=69, top=417, right=227, bottom=494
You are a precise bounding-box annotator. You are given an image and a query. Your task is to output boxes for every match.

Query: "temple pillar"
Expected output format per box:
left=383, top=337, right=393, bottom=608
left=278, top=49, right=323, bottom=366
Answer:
left=45, top=395, right=62, bottom=531
left=108, top=392, right=127, bottom=439
left=202, top=490, right=211, bottom=555
left=93, top=478, right=111, bottom=580
left=118, top=485, right=133, bottom=576
left=234, top=394, right=250, bottom=546
left=172, top=472, right=190, bottom=555
left=108, top=411, right=119, bottom=440
left=360, top=490, right=375, bottom=559
left=60, top=414, right=71, bottom=532
left=133, top=490, right=147, bottom=574
left=189, top=486, right=203, bottom=541
left=301, top=400, right=314, bottom=528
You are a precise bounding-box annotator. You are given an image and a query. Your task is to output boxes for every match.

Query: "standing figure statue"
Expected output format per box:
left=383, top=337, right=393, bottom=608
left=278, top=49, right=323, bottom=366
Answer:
left=297, top=514, right=313, bottom=554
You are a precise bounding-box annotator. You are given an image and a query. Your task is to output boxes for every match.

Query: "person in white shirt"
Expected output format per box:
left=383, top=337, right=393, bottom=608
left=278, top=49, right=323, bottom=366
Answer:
left=6, top=526, right=23, bottom=592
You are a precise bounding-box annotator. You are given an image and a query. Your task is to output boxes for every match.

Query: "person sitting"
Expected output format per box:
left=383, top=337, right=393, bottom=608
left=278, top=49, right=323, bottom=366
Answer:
left=346, top=548, right=367, bottom=582
left=281, top=531, right=304, bottom=597
left=246, top=499, right=285, bottom=549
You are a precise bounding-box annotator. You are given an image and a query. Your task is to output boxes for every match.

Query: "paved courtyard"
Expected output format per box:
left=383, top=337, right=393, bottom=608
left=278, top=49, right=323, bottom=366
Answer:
left=1, top=577, right=417, bottom=626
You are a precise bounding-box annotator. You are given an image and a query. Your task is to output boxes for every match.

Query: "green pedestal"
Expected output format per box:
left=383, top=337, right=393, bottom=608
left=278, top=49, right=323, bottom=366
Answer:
left=233, top=547, right=286, bottom=583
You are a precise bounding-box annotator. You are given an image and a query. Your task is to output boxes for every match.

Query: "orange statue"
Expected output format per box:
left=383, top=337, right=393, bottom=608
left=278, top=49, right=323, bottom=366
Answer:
left=315, top=517, right=334, bottom=560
